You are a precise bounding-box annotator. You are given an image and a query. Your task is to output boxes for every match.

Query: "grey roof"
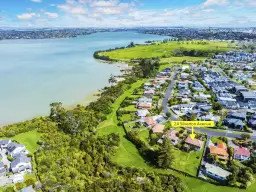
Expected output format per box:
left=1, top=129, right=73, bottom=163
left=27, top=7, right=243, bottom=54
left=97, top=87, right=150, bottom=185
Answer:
left=19, top=186, right=35, bottom=192
left=225, top=118, right=244, bottom=126
left=6, top=142, right=24, bottom=152
left=230, top=112, right=247, bottom=120
left=11, top=155, right=31, bottom=169
left=205, top=163, right=231, bottom=179
left=241, top=91, right=256, bottom=99
left=0, top=140, right=11, bottom=145
left=0, top=162, right=5, bottom=173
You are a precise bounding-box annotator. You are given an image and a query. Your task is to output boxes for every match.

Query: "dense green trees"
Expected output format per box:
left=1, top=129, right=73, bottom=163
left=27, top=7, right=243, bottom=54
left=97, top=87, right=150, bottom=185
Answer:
left=157, top=138, right=175, bottom=169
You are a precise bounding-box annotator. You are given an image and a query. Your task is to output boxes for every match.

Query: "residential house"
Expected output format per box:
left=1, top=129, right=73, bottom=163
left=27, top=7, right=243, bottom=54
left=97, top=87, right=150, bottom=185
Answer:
left=6, top=142, right=26, bottom=158
left=240, top=91, right=256, bottom=102
left=0, top=140, right=11, bottom=149
left=10, top=155, right=32, bottom=173
left=199, top=114, right=220, bottom=123
left=144, top=117, right=157, bottom=128
left=152, top=124, right=165, bottom=133
left=203, top=163, right=231, bottom=181
left=209, top=143, right=229, bottom=161
left=178, top=82, right=188, bottom=90
left=144, top=90, right=155, bottom=98
left=192, top=81, right=205, bottom=91
left=138, top=97, right=152, bottom=104
left=136, top=103, right=152, bottom=110
left=178, top=104, right=194, bottom=112
left=232, top=85, right=248, bottom=95
left=136, top=110, right=150, bottom=118
left=229, top=112, right=247, bottom=121
left=234, top=147, right=250, bottom=162
left=0, top=161, right=6, bottom=177
left=185, top=136, right=204, bottom=151
left=19, top=186, right=35, bottom=192
left=248, top=114, right=256, bottom=128
left=153, top=115, right=167, bottom=124
left=166, top=130, right=180, bottom=145
left=181, top=73, right=189, bottom=79
left=223, top=118, right=244, bottom=129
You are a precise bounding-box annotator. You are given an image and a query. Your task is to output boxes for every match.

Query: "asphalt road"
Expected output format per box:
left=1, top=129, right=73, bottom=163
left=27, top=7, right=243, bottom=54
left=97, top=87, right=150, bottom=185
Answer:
left=162, top=70, right=177, bottom=114
left=192, top=127, right=256, bottom=141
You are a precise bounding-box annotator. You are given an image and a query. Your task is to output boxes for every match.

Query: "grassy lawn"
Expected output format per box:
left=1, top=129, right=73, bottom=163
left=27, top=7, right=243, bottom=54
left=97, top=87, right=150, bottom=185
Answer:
left=121, top=105, right=137, bottom=112
left=138, top=129, right=150, bottom=143
left=120, top=114, right=134, bottom=122
left=97, top=79, right=146, bottom=134
left=1, top=129, right=41, bottom=153
left=171, top=148, right=202, bottom=176
left=101, top=41, right=230, bottom=61
left=211, top=136, right=225, bottom=144
left=160, top=56, right=206, bottom=63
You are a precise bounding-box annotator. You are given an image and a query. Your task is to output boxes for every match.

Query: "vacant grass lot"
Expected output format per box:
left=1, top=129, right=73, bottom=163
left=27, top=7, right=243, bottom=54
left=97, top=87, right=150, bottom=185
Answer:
left=101, top=41, right=230, bottom=61
left=171, top=148, right=202, bottom=176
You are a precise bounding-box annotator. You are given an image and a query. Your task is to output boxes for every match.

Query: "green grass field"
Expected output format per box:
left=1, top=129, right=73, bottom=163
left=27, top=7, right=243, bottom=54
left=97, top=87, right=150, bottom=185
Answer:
left=171, top=149, right=202, bottom=176
left=1, top=129, right=41, bottom=153
left=101, top=40, right=230, bottom=61
left=97, top=79, right=146, bottom=135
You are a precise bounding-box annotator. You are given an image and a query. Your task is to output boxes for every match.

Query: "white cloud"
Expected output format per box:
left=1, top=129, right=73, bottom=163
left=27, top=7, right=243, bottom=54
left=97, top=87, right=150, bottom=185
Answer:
left=17, top=13, right=38, bottom=20
left=44, top=12, right=59, bottom=18
left=203, top=0, right=228, bottom=7
left=202, top=9, right=215, bottom=12
left=240, top=0, right=256, bottom=8
left=90, top=0, right=118, bottom=7
left=58, top=3, right=87, bottom=15
left=31, top=0, right=42, bottom=3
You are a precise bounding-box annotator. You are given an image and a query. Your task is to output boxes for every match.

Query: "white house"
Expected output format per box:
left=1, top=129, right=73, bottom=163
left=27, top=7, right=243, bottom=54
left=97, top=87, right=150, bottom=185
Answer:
left=6, top=142, right=26, bottom=158
left=10, top=155, right=32, bottom=173
left=0, top=140, right=11, bottom=149
left=234, top=147, right=251, bottom=162
left=136, top=110, right=150, bottom=118
left=178, top=104, right=194, bottom=112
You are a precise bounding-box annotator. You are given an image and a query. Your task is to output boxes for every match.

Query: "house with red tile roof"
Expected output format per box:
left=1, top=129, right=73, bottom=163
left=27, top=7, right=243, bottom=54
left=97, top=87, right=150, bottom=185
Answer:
left=234, top=147, right=251, bottom=162
left=166, top=130, right=180, bottom=145
left=185, top=136, right=204, bottom=151
left=209, top=145, right=229, bottom=160
left=217, top=142, right=227, bottom=151
left=152, top=124, right=165, bottom=133
left=144, top=117, right=157, bottom=128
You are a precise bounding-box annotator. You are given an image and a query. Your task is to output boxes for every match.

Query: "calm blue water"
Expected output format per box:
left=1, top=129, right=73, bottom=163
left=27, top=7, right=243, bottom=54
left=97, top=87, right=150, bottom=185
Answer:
left=0, top=31, right=168, bottom=125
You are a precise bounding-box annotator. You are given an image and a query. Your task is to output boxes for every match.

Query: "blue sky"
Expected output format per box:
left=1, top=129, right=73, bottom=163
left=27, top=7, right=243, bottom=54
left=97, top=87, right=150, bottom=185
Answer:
left=0, top=0, right=255, bottom=27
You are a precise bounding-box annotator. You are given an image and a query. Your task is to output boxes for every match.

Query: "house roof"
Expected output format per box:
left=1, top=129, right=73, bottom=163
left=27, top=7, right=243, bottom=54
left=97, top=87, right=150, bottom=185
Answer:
left=217, top=142, right=227, bottom=150
left=137, top=110, right=149, bottom=117
left=144, top=117, right=156, bottom=127
left=185, top=137, right=203, bottom=148
left=210, top=146, right=229, bottom=160
left=166, top=130, right=179, bottom=141
left=11, top=155, right=31, bottom=169
left=19, top=186, right=35, bottom=192
left=241, top=91, right=256, bottom=99
left=0, top=162, right=5, bottom=173
left=0, top=140, right=11, bottom=145
left=6, top=142, right=25, bottom=153
left=152, top=124, right=165, bottom=133
left=235, top=147, right=250, bottom=157
left=204, top=163, right=231, bottom=179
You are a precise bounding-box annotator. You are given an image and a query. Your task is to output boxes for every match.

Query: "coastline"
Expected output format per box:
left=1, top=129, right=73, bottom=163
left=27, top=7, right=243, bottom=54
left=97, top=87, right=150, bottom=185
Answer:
left=0, top=63, right=128, bottom=128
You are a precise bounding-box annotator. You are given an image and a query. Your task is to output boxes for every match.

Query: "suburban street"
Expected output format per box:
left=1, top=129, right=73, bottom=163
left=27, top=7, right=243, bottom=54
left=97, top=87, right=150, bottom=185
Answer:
left=160, top=67, right=256, bottom=141
left=162, top=69, right=178, bottom=115
left=191, top=127, right=256, bottom=141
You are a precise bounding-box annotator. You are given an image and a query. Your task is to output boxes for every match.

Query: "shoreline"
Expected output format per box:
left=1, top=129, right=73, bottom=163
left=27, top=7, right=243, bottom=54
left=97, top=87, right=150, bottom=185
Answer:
left=0, top=63, right=129, bottom=128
